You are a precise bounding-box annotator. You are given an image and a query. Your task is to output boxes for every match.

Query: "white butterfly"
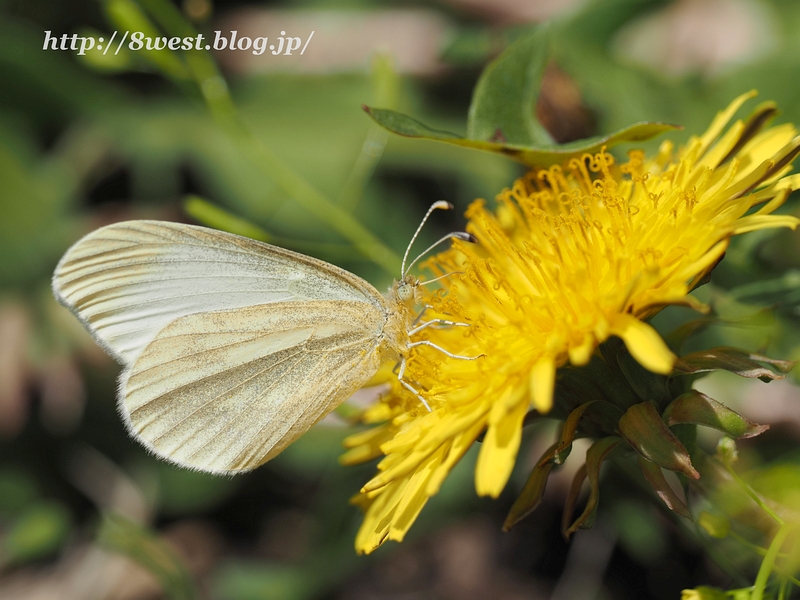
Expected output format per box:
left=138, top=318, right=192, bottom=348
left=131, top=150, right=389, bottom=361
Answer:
left=52, top=202, right=476, bottom=474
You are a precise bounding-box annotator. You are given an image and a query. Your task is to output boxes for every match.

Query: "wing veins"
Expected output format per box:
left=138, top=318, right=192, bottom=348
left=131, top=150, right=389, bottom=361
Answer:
left=154, top=342, right=318, bottom=457
left=179, top=336, right=372, bottom=464
left=179, top=349, right=313, bottom=464
left=145, top=346, right=309, bottom=444
left=66, top=233, right=283, bottom=264
left=71, top=274, right=289, bottom=303
left=132, top=325, right=372, bottom=421
left=234, top=340, right=374, bottom=468
left=60, top=258, right=288, bottom=290
left=127, top=341, right=295, bottom=408
left=233, top=350, right=337, bottom=468
left=63, top=224, right=372, bottom=299
left=129, top=328, right=304, bottom=377
left=77, top=288, right=295, bottom=321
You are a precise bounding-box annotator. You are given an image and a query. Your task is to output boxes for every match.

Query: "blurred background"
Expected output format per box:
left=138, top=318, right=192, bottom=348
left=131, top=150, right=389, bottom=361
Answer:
left=2, top=0, right=800, bottom=598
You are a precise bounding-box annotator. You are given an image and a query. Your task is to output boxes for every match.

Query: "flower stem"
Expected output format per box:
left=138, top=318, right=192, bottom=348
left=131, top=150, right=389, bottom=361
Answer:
left=728, top=530, right=800, bottom=587
left=751, top=523, right=793, bottom=600
left=135, top=0, right=402, bottom=275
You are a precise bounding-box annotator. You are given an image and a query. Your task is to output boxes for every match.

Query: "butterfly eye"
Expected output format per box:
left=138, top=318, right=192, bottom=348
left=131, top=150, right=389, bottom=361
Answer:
left=397, top=283, right=414, bottom=302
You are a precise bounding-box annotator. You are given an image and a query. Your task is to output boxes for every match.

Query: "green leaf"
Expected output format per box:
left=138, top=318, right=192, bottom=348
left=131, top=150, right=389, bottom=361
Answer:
left=362, top=107, right=462, bottom=140
left=364, top=106, right=679, bottom=168
left=674, top=347, right=795, bottom=382
left=98, top=513, right=198, bottom=600
left=638, top=456, right=692, bottom=519
left=563, top=436, right=623, bottom=538
left=466, top=26, right=553, bottom=146
left=663, top=390, right=769, bottom=439
left=3, top=501, right=72, bottom=565
left=618, top=401, right=699, bottom=480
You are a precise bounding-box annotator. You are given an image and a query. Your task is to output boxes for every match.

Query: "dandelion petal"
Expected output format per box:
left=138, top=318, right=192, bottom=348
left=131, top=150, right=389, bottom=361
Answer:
left=475, top=397, right=529, bottom=498
left=530, top=356, right=556, bottom=412
left=612, top=314, right=675, bottom=374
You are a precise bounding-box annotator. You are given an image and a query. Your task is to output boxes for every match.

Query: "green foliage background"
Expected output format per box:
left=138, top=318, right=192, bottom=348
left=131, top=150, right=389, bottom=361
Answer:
left=2, top=0, right=800, bottom=598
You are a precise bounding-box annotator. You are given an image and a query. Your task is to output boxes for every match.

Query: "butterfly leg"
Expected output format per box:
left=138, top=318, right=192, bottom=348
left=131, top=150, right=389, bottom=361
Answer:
left=410, top=305, right=432, bottom=328
left=408, top=318, right=469, bottom=336
left=397, top=356, right=432, bottom=412
left=409, top=340, right=483, bottom=361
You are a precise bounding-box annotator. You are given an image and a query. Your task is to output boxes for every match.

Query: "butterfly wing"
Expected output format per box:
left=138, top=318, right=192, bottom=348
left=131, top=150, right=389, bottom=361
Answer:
left=53, top=220, right=385, bottom=365
left=121, top=299, right=386, bottom=473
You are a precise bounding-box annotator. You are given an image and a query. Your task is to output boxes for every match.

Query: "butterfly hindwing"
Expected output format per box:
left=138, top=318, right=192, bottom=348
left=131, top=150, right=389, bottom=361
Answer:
left=122, top=300, right=386, bottom=473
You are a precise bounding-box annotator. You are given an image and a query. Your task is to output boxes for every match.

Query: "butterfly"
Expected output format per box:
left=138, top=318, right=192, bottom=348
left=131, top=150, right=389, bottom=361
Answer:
left=52, top=202, right=476, bottom=474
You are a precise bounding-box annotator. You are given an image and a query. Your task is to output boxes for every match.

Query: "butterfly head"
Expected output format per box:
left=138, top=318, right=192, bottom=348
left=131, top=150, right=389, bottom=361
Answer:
left=393, top=200, right=476, bottom=311
left=394, top=275, right=421, bottom=306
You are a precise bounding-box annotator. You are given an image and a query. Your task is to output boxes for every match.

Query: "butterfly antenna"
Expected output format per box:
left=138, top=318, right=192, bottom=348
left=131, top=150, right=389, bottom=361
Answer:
left=402, top=201, right=453, bottom=277
left=419, top=271, right=464, bottom=286
left=404, top=232, right=476, bottom=276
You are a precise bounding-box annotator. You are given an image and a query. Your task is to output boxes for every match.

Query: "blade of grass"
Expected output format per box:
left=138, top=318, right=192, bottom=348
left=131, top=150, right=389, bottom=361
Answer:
left=338, top=53, right=398, bottom=212
left=113, top=0, right=402, bottom=275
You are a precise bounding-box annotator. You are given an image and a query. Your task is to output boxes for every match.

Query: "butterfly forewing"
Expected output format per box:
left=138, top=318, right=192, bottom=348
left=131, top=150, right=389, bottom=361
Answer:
left=53, top=221, right=385, bottom=364
left=52, top=220, right=399, bottom=472
left=122, top=300, right=386, bottom=473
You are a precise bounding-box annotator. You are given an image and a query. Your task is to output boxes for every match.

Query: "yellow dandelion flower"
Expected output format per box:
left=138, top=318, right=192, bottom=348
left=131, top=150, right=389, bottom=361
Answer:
left=343, top=91, right=800, bottom=554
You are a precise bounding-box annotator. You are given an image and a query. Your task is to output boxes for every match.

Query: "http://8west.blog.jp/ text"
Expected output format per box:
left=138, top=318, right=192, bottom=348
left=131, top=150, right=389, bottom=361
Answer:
left=42, top=30, right=315, bottom=57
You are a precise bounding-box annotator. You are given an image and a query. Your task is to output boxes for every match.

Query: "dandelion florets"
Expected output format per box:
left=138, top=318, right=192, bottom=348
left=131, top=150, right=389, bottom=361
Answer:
left=344, top=91, right=800, bottom=554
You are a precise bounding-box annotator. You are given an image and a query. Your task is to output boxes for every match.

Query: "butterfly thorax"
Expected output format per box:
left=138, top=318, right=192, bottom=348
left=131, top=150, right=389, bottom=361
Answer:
left=378, top=276, right=420, bottom=360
